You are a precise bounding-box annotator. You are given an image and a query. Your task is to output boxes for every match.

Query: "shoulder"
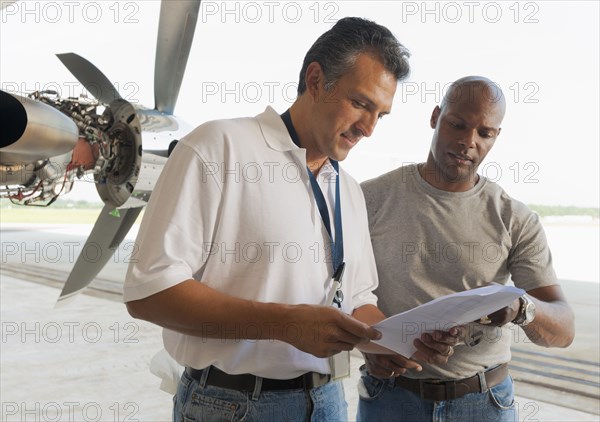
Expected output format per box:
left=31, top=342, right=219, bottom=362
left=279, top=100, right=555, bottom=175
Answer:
left=178, top=115, right=263, bottom=160
left=481, top=180, right=540, bottom=230
left=482, top=180, right=533, bottom=215
left=182, top=115, right=260, bottom=144
left=361, top=165, right=415, bottom=206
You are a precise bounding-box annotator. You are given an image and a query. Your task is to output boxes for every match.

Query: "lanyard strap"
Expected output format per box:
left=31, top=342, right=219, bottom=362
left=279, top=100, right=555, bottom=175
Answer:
left=306, top=164, right=344, bottom=273
left=281, top=110, right=344, bottom=273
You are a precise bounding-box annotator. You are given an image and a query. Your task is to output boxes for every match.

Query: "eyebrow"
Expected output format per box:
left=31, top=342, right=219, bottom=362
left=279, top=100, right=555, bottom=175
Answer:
left=447, top=113, right=499, bottom=132
left=353, top=92, right=391, bottom=116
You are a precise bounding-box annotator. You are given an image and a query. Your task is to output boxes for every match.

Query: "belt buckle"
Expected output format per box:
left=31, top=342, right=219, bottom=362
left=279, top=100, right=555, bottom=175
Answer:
left=419, top=379, right=457, bottom=401
left=445, top=380, right=457, bottom=400
left=418, top=379, right=440, bottom=400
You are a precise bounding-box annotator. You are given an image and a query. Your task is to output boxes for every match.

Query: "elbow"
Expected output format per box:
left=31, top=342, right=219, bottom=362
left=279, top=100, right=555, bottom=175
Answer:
left=560, top=310, right=576, bottom=348
left=562, top=334, right=575, bottom=348
left=535, top=334, right=574, bottom=349
left=552, top=330, right=575, bottom=349
left=125, top=299, right=151, bottom=322
left=560, top=319, right=576, bottom=348
left=550, top=314, right=576, bottom=348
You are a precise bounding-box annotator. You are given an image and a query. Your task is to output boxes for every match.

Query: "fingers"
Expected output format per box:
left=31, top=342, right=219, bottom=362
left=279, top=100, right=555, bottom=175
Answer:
left=413, top=338, right=453, bottom=365
left=288, top=306, right=382, bottom=358
left=478, top=300, right=520, bottom=327
left=363, top=353, right=422, bottom=378
left=337, top=311, right=382, bottom=342
left=430, top=328, right=464, bottom=346
left=413, top=329, right=462, bottom=365
left=478, top=315, right=492, bottom=325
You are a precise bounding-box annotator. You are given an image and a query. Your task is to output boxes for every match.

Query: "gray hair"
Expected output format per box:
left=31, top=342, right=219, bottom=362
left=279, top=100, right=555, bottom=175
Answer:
left=297, top=17, right=410, bottom=95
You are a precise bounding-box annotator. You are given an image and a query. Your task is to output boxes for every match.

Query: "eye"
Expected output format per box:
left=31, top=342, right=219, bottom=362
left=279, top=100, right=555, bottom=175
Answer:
left=448, top=120, right=462, bottom=129
left=480, top=131, right=496, bottom=139
left=351, top=99, right=366, bottom=109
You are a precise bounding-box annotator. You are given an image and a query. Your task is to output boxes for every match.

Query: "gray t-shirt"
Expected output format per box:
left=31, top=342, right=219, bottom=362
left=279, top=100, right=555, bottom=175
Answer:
left=361, top=163, right=557, bottom=379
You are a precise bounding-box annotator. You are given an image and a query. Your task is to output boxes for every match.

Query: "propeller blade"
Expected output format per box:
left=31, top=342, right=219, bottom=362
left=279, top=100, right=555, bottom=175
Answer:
left=154, top=0, right=200, bottom=115
left=56, top=53, right=122, bottom=104
left=57, top=204, right=142, bottom=302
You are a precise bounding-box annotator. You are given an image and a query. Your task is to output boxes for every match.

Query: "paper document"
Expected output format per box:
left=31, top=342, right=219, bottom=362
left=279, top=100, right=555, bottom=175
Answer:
left=372, top=285, right=525, bottom=357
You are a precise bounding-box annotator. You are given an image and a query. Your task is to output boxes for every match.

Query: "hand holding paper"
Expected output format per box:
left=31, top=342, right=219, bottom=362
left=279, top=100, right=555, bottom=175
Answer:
left=371, top=285, right=525, bottom=358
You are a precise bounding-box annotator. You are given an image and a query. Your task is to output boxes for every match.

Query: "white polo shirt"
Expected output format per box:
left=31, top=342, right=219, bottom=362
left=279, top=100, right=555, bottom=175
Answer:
left=124, top=107, right=378, bottom=379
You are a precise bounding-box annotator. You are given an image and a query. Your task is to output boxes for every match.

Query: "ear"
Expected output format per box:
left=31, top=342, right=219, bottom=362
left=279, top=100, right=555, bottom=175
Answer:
left=430, top=106, right=441, bottom=129
left=304, top=61, right=324, bottom=102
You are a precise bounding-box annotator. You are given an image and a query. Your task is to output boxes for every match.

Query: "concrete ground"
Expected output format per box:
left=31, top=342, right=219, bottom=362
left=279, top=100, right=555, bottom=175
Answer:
left=1, top=223, right=599, bottom=421
left=2, top=274, right=599, bottom=421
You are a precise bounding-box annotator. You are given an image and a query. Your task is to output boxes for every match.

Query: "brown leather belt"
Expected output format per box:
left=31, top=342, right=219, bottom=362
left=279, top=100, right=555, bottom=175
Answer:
left=395, top=363, right=509, bottom=401
left=185, top=366, right=331, bottom=392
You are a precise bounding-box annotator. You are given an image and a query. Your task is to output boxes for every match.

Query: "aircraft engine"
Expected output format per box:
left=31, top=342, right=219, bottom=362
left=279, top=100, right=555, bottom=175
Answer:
left=0, top=90, right=142, bottom=208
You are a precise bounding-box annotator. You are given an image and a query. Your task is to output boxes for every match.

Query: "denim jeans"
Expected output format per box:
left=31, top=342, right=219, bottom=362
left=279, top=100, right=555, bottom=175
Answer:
left=173, top=369, right=348, bottom=421
left=356, top=367, right=517, bottom=422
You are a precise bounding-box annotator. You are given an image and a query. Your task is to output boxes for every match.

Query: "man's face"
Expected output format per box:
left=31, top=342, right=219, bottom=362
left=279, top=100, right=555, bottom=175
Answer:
left=308, top=53, right=397, bottom=162
left=428, top=84, right=504, bottom=185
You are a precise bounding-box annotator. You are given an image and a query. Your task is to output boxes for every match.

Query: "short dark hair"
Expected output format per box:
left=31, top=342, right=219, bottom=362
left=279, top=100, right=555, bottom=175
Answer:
left=297, top=17, right=410, bottom=95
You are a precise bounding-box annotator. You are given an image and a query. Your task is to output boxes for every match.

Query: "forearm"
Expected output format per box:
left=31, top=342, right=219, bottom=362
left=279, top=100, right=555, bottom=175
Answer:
left=126, top=279, right=292, bottom=341
left=521, top=297, right=575, bottom=347
left=126, top=279, right=381, bottom=358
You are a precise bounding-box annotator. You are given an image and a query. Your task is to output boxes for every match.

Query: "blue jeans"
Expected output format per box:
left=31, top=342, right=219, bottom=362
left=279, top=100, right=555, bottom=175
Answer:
left=173, top=369, right=348, bottom=421
left=356, top=367, right=517, bottom=422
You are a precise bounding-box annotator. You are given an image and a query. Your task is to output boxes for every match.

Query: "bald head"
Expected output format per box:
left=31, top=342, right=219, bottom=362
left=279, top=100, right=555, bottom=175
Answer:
left=441, top=76, right=506, bottom=119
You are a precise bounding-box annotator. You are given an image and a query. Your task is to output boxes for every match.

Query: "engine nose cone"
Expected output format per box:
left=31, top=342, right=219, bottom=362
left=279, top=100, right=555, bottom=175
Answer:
left=0, top=90, right=27, bottom=148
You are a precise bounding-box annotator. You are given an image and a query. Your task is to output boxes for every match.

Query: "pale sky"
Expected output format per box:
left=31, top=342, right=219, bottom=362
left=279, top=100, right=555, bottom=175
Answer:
left=1, top=0, right=598, bottom=207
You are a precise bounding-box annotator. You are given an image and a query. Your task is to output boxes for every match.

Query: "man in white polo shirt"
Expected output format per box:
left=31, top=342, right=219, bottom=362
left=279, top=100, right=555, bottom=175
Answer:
left=124, top=17, right=416, bottom=421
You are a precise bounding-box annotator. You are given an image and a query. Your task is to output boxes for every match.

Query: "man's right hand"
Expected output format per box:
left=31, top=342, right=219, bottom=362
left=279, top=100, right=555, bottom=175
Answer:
left=282, top=304, right=382, bottom=358
left=362, top=352, right=422, bottom=378
left=413, top=326, right=466, bottom=365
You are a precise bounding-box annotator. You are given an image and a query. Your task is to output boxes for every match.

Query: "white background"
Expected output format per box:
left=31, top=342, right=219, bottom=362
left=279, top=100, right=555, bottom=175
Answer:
left=1, top=0, right=599, bottom=207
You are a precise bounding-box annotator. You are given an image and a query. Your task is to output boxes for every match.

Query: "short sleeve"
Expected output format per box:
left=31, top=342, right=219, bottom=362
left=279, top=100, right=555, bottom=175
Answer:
left=123, top=142, right=222, bottom=301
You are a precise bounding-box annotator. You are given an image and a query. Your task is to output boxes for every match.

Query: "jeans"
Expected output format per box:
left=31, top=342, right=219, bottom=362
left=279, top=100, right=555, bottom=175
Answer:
left=356, top=367, right=517, bottom=422
left=173, top=368, right=348, bottom=421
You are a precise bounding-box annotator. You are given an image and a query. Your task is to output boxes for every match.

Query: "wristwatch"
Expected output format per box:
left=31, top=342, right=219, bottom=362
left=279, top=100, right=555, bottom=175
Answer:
left=513, top=294, right=536, bottom=326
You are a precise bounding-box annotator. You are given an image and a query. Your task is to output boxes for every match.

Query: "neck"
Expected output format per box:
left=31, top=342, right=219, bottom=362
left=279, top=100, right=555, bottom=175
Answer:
left=419, top=162, right=479, bottom=192
left=289, top=103, right=329, bottom=176
left=307, top=157, right=329, bottom=176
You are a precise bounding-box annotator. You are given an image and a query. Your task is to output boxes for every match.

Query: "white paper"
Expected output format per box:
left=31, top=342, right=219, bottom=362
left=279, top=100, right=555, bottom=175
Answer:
left=372, top=285, right=525, bottom=357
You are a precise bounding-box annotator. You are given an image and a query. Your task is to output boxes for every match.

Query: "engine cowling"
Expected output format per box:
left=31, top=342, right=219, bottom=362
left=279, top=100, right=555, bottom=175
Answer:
left=1, top=90, right=78, bottom=165
left=0, top=90, right=142, bottom=208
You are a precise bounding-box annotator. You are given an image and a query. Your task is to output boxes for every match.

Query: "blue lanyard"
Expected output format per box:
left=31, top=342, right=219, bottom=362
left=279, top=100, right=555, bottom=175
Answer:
left=306, top=162, right=344, bottom=274
left=281, top=110, right=345, bottom=274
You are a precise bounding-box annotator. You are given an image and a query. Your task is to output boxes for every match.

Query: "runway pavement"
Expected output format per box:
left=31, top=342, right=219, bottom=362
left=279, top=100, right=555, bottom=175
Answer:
left=1, top=223, right=599, bottom=421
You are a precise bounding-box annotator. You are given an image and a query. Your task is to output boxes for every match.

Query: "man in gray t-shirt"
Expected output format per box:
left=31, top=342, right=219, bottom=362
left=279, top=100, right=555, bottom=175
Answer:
left=357, top=76, right=575, bottom=421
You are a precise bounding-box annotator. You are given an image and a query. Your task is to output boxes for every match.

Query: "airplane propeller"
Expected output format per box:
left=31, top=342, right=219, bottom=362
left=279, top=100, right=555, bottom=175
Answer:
left=56, top=53, right=123, bottom=105
left=154, top=1, right=201, bottom=114
left=56, top=0, right=202, bottom=301
left=59, top=205, right=143, bottom=300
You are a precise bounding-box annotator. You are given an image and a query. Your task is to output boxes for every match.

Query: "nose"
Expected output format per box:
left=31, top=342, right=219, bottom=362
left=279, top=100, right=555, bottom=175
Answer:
left=356, top=112, right=379, bottom=138
left=459, top=129, right=477, bottom=148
